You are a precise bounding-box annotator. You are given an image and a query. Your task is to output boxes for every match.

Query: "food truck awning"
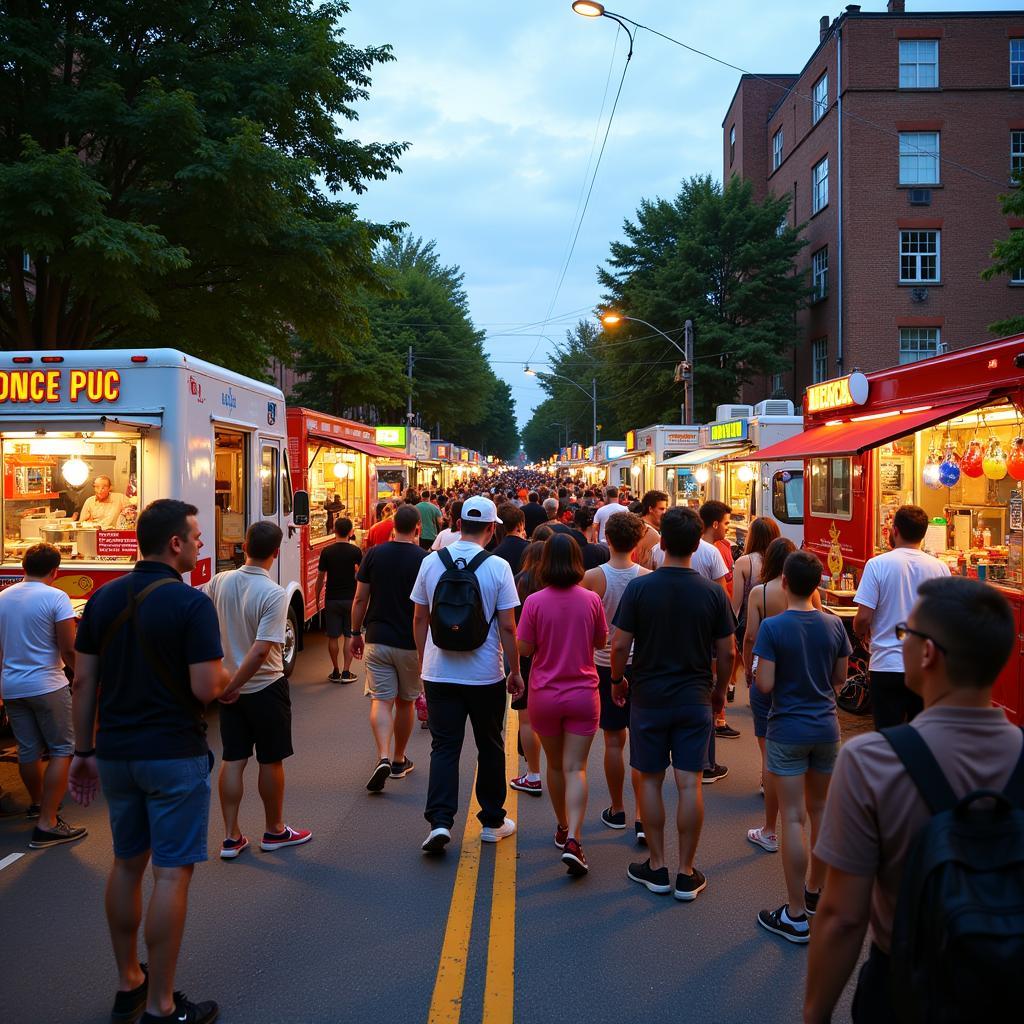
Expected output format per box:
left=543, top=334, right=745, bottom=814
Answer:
left=0, top=413, right=163, bottom=434
left=307, top=432, right=413, bottom=462
left=743, top=400, right=983, bottom=462
left=658, top=446, right=745, bottom=467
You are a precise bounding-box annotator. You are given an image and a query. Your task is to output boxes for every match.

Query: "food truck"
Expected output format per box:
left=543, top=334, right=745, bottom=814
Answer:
left=624, top=424, right=702, bottom=501
left=749, top=333, right=1024, bottom=724
left=0, top=349, right=307, bottom=672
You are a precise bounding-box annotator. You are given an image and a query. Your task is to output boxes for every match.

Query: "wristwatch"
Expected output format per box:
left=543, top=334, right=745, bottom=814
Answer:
left=351, top=629, right=363, bottom=637
left=74, top=748, right=96, bottom=758
left=610, top=677, right=624, bottom=686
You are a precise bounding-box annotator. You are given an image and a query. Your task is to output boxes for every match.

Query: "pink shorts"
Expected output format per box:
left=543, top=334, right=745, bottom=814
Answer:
left=529, top=686, right=600, bottom=738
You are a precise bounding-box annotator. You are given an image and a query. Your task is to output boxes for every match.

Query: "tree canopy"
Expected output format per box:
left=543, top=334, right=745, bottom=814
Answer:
left=0, top=0, right=405, bottom=367
left=982, top=179, right=1024, bottom=336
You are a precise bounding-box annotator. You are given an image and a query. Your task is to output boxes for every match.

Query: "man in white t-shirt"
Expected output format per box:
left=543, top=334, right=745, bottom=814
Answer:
left=594, top=485, right=628, bottom=543
left=853, top=504, right=951, bottom=729
left=412, top=495, right=523, bottom=854
left=654, top=537, right=728, bottom=587
left=204, top=522, right=312, bottom=859
left=0, top=543, right=86, bottom=847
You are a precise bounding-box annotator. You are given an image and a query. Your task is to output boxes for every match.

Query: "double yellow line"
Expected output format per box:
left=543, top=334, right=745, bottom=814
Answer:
left=428, top=705, right=520, bottom=1024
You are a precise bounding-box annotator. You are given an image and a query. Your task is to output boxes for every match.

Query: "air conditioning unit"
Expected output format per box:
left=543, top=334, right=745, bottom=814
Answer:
left=908, top=188, right=931, bottom=206
left=754, top=399, right=795, bottom=417
left=716, top=404, right=754, bottom=421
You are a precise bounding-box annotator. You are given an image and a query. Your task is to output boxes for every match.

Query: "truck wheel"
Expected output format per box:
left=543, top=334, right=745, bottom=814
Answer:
left=283, top=605, right=299, bottom=678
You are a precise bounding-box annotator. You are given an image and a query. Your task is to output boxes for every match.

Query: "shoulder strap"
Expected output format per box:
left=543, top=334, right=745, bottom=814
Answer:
left=882, top=724, right=958, bottom=815
left=1002, top=728, right=1024, bottom=807
left=762, top=585, right=767, bottom=618
left=438, top=547, right=455, bottom=571
left=99, top=578, right=178, bottom=657
left=467, top=550, right=491, bottom=573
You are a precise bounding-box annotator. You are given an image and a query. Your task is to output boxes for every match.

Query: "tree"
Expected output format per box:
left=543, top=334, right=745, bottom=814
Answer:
left=598, top=174, right=806, bottom=423
left=982, top=180, right=1024, bottom=336
left=521, top=396, right=568, bottom=462
left=0, top=1, right=406, bottom=367
left=456, top=375, right=519, bottom=461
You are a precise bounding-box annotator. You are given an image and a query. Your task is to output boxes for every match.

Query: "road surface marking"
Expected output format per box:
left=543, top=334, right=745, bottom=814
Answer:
left=483, top=703, right=518, bottom=1024
left=427, top=782, right=483, bottom=1024
left=0, top=852, right=25, bottom=872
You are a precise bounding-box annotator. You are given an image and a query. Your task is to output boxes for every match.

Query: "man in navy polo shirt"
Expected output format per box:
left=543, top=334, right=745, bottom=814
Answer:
left=70, top=500, right=229, bottom=1024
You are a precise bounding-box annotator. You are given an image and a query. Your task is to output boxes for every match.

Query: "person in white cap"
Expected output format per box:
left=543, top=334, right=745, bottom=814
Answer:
left=411, top=495, right=524, bottom=854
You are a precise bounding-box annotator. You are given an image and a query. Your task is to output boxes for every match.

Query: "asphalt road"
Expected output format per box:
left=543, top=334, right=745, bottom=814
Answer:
left=0, top=633, right=862, bottom=1024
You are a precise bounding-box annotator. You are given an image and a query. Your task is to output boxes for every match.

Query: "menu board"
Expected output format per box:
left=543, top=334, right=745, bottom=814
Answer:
left=879, top=462, right=903, bottom=490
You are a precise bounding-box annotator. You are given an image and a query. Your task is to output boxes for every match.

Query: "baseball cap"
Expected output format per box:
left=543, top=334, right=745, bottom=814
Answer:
left=461, top=495, right=502, bottom=525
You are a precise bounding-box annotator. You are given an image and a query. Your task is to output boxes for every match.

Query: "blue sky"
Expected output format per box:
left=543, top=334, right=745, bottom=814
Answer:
left=342, top=1, right=1022, bottom=430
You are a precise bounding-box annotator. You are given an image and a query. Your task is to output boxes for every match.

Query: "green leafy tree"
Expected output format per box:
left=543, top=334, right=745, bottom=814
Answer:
left=456, top=375, right=519, bottom=461
left=598, top=174, right=805, bottom=423
left=982, top=182, right=1024, bottom=336
left=0, top=0, right=405, bottom=367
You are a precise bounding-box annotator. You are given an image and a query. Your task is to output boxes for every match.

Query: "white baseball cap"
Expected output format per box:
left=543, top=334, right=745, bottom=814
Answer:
left=461, top=495, right=502, bottom=525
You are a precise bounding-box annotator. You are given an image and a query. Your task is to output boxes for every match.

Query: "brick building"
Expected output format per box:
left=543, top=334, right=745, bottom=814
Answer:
left=722, top=1, right=1024, bottom=404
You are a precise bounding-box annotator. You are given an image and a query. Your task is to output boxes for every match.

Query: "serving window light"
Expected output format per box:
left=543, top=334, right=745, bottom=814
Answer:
left=61, top=457, right=90, bottom=487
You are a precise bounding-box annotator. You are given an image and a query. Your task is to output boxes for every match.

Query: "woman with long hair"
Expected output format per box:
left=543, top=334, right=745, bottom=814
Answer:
left=518, top=534, right=608, bottom=876
left=730, top=518, right=781, bottom=697
left=742, top=537, right=821, bottom=853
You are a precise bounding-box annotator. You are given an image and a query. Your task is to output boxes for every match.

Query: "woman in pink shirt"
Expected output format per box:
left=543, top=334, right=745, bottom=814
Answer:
left=518, top=534, right=608, bottom=877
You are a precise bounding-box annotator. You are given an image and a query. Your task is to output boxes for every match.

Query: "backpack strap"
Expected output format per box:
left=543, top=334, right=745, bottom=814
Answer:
left=438, top=547, right=455, bottom=571
left=1002, top=728, right=1024, bottom=807
left=882, top=724, right=958, bottom=815
left=466, top=550, right=491, bottom=573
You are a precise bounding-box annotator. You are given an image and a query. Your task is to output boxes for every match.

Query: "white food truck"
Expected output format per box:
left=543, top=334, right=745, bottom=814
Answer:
left=0, top=349, right=308, bottom=673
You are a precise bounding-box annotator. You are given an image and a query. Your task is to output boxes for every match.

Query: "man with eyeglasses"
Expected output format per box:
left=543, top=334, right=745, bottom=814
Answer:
left=852, top=505, right=950, bottom=729
left=804, top=576, right=1021, bottom=1023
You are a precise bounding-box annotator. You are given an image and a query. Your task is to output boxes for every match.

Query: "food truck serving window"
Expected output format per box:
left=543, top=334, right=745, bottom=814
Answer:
left=2, top=431, right=141, bottom=564
left=772, top=471, right=804, bottom=524
left=810, top=457, right=851, bottom=520
left=307, top=444, right=365, bottom=542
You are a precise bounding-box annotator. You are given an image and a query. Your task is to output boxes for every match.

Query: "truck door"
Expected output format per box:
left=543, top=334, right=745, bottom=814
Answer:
left=214, top=427, right=249, bottom=574
left=258, top=437, right=283, bottom=584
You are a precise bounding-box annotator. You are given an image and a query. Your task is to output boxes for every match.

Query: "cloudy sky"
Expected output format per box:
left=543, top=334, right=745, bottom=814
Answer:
left=342, top=0, right=1020, bottom=431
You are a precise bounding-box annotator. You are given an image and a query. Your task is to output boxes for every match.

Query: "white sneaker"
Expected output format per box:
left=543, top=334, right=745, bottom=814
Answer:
left=747, top=826, right=779, bottom=853
left=481, top=818, right=516, bottom=843
left=421, top=827, right=452, bottom=854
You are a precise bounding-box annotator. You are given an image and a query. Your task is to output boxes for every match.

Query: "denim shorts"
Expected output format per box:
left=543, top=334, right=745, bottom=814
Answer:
left=748, top=684, right=771, bottom=739
left=766, top=739, right=840, bottom=777
left=5, top=686, right=74, bottom=762
left=98, top=756, right=211, bottom=867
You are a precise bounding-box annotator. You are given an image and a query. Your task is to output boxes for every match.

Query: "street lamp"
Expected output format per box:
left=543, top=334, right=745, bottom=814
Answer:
left=600, top=312, right=695, bottom=424
left=571, top=1, right=604, bottom=14
left=571, top=3, right=635, bottom=57
left=526, top=364, right=598, bottom=449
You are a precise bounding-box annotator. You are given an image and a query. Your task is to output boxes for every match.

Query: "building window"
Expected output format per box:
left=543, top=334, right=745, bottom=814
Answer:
left=811, top=246, right=829, bottom=301
left=900, top=230, right=940, bottom=283
left=899, top=327, right=940, bottom=364
left=21, top=252, right=30, bottom=273
left=776, top=214, right=788, bottom=238
left=899, top=131, right=939, bottom=185
left=771, top=372, right=783, bottom=395
left=812, top=338, right=828, bottom=384
left=1012, top=39, right=1024, bottom=88
left=812, top=73, right=828, bottom=124
left=730, top=125, right=736, bottom=166
left=899, top=39, right=938, bottom=89
left=812, top=157, right=828, bottom=214
left=1012, top=131, right=1024, bottom=181
left=772, top=128, right=783, bottom=171
left=1013, top=232, right=1024, bottom=285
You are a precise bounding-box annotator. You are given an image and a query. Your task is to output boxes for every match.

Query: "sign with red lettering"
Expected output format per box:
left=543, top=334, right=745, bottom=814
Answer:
left=96, top=530, right=139, bottom=558
left=191, top=558, right=212, bottom=586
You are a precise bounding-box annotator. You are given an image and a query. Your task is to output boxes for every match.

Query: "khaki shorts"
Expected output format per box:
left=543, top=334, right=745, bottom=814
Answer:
left=364, top=644, right=422, bottom=702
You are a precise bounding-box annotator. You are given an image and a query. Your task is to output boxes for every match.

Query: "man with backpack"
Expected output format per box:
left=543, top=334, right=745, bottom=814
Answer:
left=411, top=495, right=523, bottom=854
left=805, top=576, right=1022, bottom=1024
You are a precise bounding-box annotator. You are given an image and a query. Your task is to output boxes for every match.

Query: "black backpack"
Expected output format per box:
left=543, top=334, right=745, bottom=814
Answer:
left=429, top=548, right=494, bottom=652
left=883, top=724, right=1024, bottom=1023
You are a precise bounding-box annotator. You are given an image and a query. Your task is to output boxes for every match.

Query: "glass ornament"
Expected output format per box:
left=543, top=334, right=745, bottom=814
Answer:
left=983, top=438, right=1008, bottom=481
left=1007, top=437, right=1024, bottom=481
left=961, top=439, right=984, bottom=478
left=937, top=445, right=961, bottom=488
left=922, top=447, right=943, bottom=490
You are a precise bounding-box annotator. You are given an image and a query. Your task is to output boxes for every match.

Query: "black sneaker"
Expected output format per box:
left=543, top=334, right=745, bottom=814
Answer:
left=757, top=904, right=810, bottom=944
left=390, top=758, right=415, bottom=779
left=627, top=859, right=672, bottom=894
left=110, top=964, right=148, bottom=1023
left=601, top=807, right=627, bottom=830
left=804, top=888, right=821, bottom=916
left=674, top=867, right=707, bottom=901
left=341, top=670, right=357, bottom=683
left=701, top=764, right=729, bottom=784
left=366, top=758, right=391, bottom=792
left=29, top=816, right=87, bottom=849
left=715, top=723, right=741, bottom=739
left=727, top=684, right=736, bottom=703
left=25, top=803, right=40, bottom=819
left=139, top=992, right=218, bottom=1024
left=634, top=821, right=647, bottom=847
left=328, top=669, right=342, bottom=683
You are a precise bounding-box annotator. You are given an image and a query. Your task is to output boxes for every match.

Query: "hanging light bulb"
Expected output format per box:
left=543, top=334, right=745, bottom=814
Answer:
left=694, top=465, right=710, bottom=485
left=983, top=437, right=1008, bottom=480
left=922, top=446, right=943, bottom=490
left=61, top=456, right=89, bottom=487
left=961, top=438, right=985, bottom=478
left=937, top=443, right=961, bottom=487
left=1007, top=437, right=1024, bottom=481
left=332, top=461, right=352, bottom=480
left=737, top=465, right=755, bottom=484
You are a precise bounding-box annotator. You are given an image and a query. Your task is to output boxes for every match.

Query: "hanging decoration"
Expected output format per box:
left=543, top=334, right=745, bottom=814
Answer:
left=1009, top=437, right=1024, bottom=481
left=922, top=443, right=943, bottom=490
left=961, top=438, right=985, bottom=478
left=983, top=437, right=1008, bottom=480
left=938, top=442, right=961, bottom=488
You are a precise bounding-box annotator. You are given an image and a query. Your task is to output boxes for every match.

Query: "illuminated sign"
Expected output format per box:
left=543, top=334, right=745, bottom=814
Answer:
left=806, top=372, right=869, bottom=415
left=605, top=444, right=626, bottom=460
left=0, top=369, right=120, bottom=404
left=460, top=449, right=469, bottom=462
left=625, top=430, right=636, bottom=452
left=584, top=446, right=594, bottom=461
left=709, top=419, right=749, bottom=444
left=375, top=425, right=407, bottom=448
left=665, top=429, right=700, bottom=446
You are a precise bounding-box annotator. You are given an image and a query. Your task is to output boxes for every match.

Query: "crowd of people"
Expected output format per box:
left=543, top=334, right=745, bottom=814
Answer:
left=0, top=472, right=1021, bottom=1024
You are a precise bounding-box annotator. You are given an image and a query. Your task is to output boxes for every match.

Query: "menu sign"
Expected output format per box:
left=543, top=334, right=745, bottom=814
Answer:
left=96, top=530, right=138, bottom=558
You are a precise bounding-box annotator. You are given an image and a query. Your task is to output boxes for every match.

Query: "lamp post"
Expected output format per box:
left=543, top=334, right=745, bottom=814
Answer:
left=526, top=365, right=598, bottom=450
left=601, top=313, right=695, bottom=424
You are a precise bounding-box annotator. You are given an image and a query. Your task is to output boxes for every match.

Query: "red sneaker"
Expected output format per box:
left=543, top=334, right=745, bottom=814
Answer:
left=561, top=838, right=589, bottom=877
left=554, top=823, right=569, bottom=849
left=219, top=835, right=249, bottom=860
left=260, top=825, right=313, bottom=851
left=510, top=773, right=542, bottom=796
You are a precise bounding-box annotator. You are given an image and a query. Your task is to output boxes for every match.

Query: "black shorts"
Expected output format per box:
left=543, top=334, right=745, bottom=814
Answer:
left=628, top=703, right=712, bottom=774
left=511, top=655, right=531, bottom=712
left=596, top=664, right=630, bottom=732
left=324, top=599, right=353, bottom=638
left=219, top=677, right=294, bottom=764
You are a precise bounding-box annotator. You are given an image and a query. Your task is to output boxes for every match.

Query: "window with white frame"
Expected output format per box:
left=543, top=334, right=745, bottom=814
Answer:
left=771, top=372, right=783, bottom=395
left=812, top=337, right=828, bottom=383
left=899, top=131, right=939, bottom=185
left=900, top=230, right=940, bottom=283
left=1012, top=131, right=1024, bottom=181
left=812, top=157, right=828, bottom=213
left=899, top=39, right=939, bottom=89
left=1012, top=39, right=1024, bottom=88
left=811, top=246, right=829, bottom=301
left=812, top=73, right=828, bottom=124
left=772, top=128, right=783, bottom=171
left=730, top=125, right=736, bottom=165
left=899, top=327, right=940, bottom=364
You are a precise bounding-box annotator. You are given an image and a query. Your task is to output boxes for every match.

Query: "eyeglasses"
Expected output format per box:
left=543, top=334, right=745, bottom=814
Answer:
left=894, top=622, right=946, bottom=654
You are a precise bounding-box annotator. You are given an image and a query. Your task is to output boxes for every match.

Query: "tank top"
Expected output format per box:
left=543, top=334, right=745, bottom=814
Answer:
left=736, top=553, right=763, bottom=633
left=594, top=562, right=643, bottom=667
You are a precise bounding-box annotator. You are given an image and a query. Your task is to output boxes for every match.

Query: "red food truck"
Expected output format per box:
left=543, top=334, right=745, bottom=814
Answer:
left=750, top=332, right=1024, bottom=724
